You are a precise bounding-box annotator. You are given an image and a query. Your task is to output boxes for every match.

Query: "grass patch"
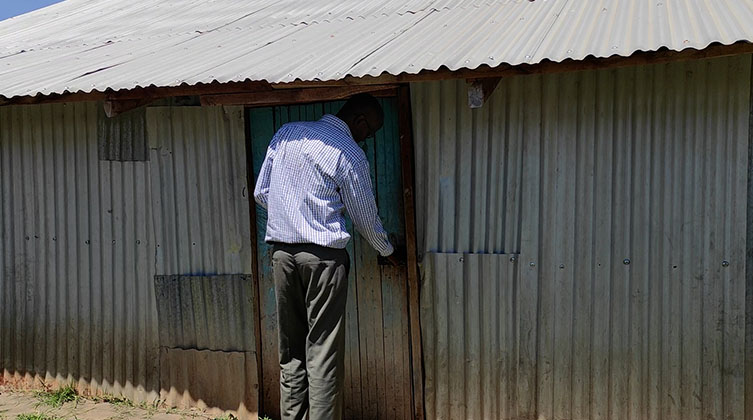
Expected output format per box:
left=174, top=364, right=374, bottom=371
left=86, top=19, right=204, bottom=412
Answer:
left=91, top=394, right=133, bottom=407
left=35, top=385, right=78, bottom=408
left=16, top=414, right=62, bottom=420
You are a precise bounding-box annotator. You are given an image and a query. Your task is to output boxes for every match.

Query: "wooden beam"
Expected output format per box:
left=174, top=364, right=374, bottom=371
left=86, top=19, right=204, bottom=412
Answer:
left=103, top=97, right=155, bottom=118
left=0, top=80, right=273, bottom=106
left=200, top=85, right=398, bottom=107
left=398, top=85, right=425, bottom=420
left=467, top=77, right=500, bottom=108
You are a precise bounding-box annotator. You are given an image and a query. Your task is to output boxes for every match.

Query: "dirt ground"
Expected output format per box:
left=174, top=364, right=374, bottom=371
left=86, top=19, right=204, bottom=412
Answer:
left=0, top=388, right=219, bottom=420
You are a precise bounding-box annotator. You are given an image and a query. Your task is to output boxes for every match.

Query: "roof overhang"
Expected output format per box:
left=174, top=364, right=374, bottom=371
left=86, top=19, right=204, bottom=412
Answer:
left=2, top=41, right=751, bottom=111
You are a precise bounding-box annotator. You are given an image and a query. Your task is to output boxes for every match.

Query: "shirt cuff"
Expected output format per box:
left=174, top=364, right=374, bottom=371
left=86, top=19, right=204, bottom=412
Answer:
left=379, top=243, right=394, bottom=257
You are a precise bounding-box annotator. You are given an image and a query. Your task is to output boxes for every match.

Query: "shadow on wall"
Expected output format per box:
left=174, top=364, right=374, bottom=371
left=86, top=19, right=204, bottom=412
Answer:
left=0, top=363, right=258, bottom=420
left=0, top=274, right=260, bottom=420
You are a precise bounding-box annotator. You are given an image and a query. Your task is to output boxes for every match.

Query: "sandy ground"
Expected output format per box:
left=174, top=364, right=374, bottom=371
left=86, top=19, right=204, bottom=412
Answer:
left=0, top=389, right=220, bottom=420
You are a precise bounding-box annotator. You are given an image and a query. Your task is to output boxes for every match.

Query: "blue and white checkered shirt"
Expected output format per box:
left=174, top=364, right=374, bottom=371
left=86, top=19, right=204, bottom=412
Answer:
left=254, top=114, right=394, bottom=257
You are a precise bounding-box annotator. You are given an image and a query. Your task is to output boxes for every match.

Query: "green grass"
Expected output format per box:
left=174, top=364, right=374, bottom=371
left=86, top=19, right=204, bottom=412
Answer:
left=34, top=385, right=78, bottom=408
left=91, top=394, right=133, bottom=407
left=16, top=414, right=62, bottom=420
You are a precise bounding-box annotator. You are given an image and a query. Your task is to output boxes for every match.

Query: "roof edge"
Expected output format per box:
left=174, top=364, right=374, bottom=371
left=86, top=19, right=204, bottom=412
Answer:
left=3, top=41, right=752, bottom=107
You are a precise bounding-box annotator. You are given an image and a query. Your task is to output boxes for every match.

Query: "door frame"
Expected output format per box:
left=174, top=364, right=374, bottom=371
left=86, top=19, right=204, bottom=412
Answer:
left=242, top=85, right=425, bottom=420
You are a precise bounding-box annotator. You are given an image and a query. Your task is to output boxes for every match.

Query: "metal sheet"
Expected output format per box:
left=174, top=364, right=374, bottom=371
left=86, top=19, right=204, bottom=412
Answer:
left=414, top=54, right=751, bottom=419
left=0, top=102, right=253, bottom=406
left=98, top=107, right=148, bottom=161
left=154, top=275, right=256, bottom=352
left=2, top=0, right=753, bottom=98
left=146, top=106, right=252, bottom=276
left=420, top=252, right=521, bottom=420
left=158, top=347, right=258, bottom=420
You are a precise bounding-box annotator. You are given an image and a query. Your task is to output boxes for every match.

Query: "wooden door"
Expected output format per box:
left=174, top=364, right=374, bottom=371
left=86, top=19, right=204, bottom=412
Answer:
left=247, top=98, right=413, bottom=420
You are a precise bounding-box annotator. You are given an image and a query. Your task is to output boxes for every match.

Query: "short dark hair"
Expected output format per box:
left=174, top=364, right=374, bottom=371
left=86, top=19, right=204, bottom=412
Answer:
left=337, top=93, right=384, bottom=121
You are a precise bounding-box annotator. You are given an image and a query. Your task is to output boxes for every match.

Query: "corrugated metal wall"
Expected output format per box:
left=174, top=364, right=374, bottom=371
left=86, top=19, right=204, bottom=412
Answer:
left=413, top=54, right=751, bottom=419
left=146, top=106, right=251, bottom=276
left=0, top=103, right=253, bottom=406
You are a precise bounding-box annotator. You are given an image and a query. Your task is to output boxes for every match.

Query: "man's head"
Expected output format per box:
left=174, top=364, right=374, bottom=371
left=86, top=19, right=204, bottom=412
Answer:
left=336, top=93, right=384, bottom=143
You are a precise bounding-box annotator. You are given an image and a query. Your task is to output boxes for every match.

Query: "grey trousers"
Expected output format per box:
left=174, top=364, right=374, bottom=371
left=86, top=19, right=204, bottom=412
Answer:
left=272, top=243, right=350, bottom=420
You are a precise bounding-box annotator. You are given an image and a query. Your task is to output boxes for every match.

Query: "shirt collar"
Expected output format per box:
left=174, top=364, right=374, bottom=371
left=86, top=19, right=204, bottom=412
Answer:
left=320, top=114, right=353, bottom=140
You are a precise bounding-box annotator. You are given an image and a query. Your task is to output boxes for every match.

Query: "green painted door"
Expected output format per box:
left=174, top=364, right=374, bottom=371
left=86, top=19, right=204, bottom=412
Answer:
left=248, top=99, right=413, bottom=420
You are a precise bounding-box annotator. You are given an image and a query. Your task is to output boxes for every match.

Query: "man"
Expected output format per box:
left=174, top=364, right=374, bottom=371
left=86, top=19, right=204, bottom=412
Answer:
left=253, top=93, right=399, bottom=420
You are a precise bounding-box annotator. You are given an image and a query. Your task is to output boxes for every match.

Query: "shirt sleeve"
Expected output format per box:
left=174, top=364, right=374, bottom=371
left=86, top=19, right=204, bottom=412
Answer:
left=339, top=159, right=394, bottom=257
left=253, top=133, right=278, bottom=210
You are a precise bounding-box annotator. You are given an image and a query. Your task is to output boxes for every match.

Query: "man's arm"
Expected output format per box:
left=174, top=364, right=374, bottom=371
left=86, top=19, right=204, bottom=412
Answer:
left=253, top=135, right=278, bottom=209
left=339, top=159, right=394, bottom=257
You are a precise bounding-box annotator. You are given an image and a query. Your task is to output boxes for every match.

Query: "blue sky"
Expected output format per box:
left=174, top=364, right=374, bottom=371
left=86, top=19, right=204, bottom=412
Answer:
left=0, top=0, right=64, bottom=21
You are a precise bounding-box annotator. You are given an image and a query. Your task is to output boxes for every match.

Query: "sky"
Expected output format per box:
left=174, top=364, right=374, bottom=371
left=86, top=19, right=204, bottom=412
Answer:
left=0, top=0, right=64, bottom=21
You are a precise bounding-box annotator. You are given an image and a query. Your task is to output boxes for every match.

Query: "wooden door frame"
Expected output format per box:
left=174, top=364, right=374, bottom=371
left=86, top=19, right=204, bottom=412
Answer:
left=243, top=87, right=425, bottom=419
left=244, top=111, right=266, bottom=416
left=397, top=85, right=425, bottom=420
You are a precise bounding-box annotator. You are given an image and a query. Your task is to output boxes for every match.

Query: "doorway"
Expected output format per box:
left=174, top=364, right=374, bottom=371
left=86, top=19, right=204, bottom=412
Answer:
left=247, top=98, right=414, bottom=420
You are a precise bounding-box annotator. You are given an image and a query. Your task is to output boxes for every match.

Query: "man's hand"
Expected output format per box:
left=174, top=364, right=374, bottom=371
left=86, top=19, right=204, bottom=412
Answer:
left=378, top=244, right=406, bottom=267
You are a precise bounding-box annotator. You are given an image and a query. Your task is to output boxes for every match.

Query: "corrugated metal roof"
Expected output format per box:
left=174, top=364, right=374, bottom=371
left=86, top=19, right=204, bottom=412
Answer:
left=1, top=0, right=753, bottom=98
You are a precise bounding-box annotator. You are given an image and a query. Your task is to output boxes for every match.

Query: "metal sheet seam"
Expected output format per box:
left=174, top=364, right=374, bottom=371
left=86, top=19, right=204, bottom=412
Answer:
left=528, top=0, right=572, bottom=60
left=342, top=8, right=437, bottom=75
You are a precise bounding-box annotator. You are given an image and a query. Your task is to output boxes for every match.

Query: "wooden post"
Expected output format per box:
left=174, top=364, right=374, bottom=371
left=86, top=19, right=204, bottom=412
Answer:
left=398, top=84, right=425, bottom=420
left=244, top=108, right=265, bottom=417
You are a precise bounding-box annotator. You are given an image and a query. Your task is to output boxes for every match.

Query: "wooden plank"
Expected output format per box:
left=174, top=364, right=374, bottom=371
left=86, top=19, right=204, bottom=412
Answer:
left=376, top=98, right=412, bottom=420
left=343, top=229, right=363, bottom=420
left=247, top=107, right=281, bottom=419
left=398, top=85, right=424, bottom=420
left=374, top=99, right=397, bottom=419
left=244, top=107, right=265, bottom=416
left=200, top=86, right=398, bottom=107
left=0, top=80, right=273, bottom=106
left=356, top=134, right=388, bottom=419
